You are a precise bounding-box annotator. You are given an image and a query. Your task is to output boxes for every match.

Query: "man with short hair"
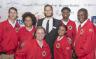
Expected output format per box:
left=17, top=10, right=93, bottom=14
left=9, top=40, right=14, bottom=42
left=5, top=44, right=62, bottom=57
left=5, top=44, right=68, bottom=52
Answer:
left=61, top=7, right=76, bottom=44
left=0, top=7, right=20, bottom=59
left=74, top=8, right=95, bottom=59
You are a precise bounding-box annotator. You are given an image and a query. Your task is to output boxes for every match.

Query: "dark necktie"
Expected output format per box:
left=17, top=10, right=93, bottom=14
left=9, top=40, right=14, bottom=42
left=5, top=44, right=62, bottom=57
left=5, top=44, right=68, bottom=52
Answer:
left=46, top=20, right=49, bottom=33
left=79, top=24, right=81, bottom=29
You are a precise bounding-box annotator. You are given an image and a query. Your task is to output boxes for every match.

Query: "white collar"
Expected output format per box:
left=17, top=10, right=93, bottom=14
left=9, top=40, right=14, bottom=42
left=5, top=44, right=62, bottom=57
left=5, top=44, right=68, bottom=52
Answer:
left=62, top=19, right=69, bottom=25
left=36, top=40, right=43, bottom=48
left=26, top=26, right=33, bottom=32
left=57, top=36, right=64, bottom=41
left=80, top=19, right=88, bottom=27
left=45, top=17, right=53, bottom=21
left=42, top=17, right=53, bottom=33
left=8, top=19, right=16, bottom=28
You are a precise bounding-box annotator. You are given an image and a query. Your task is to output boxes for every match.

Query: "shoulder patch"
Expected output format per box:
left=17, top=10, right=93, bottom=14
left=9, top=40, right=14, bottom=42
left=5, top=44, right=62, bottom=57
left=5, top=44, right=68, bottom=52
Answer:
left=68, top=25, right=72, bottom=30
left=89, top=29, right=93, bottom=32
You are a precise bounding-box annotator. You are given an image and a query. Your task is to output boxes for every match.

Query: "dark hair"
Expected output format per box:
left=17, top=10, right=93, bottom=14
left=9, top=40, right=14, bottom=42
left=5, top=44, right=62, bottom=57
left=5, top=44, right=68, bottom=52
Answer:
left=59, top=25, right=67, bottom=31
left=78, top=8, right=88, bottom=15
left=8, top=7, right=17, bottom=13
left=44, top=4, right=53, bottom=10
left=22, top=12, right=36, bottom=26
left=61, top=7, right=71, bottom=12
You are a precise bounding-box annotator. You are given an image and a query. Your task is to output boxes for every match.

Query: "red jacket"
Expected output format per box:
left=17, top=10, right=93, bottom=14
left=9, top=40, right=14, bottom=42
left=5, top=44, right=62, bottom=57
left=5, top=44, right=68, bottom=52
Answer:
left=93, top=24, right=96, bottom=59
left=15, top=39, right=51, bottom=59
left=17, top=26, right=35, bottom=42
left=74, top=20, right=95, bottom=59
left=54, top=36, right=72, bottom=59
left=61, top=19, right=76, bottom=43
left=15, top=26, right=35, bottom=59
left=0, top=20, right=20, bottom=54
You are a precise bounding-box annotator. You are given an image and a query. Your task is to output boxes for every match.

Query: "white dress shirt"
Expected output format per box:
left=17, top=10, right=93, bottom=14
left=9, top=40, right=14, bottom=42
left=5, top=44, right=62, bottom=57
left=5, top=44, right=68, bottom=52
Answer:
left=42, top=17, right=53, bottom=33
left=62, top=19, right=69, bottom=25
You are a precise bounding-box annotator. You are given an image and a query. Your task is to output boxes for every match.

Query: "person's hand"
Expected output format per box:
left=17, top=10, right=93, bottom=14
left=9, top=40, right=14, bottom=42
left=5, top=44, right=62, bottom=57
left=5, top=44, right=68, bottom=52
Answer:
left=67, top=37, right=72, bottom=44
left=19, top=42, right=25, bottom=49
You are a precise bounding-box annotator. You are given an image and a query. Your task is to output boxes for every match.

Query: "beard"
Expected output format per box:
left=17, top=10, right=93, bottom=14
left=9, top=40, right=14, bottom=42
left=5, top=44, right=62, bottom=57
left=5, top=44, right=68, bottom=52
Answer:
left=44, top=13, right=53, bottom=17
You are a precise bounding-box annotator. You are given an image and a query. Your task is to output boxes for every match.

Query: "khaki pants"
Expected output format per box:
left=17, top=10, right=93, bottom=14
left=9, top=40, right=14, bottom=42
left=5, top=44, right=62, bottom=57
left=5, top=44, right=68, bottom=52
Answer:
left=1, top=54, right=14, bottom=59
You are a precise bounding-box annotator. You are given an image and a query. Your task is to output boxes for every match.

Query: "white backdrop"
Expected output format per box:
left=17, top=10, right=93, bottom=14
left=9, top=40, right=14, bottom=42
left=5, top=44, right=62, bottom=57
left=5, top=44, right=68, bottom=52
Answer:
left=0, top=0, right=96, bottom=26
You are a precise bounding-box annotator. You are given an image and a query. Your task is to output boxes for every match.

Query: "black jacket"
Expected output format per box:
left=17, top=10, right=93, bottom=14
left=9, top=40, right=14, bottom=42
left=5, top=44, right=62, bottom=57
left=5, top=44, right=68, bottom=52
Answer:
left=37, top=18, right=61, bottom=56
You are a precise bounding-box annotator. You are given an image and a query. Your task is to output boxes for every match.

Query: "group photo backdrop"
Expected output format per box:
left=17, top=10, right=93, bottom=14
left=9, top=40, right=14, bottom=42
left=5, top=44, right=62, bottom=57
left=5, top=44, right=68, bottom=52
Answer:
left=0, top=0, right=96, bottom=26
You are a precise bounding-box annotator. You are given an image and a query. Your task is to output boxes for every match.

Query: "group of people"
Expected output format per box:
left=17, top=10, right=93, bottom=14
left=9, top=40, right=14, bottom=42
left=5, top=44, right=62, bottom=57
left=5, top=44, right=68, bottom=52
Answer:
left=0, top=4, right=96, bottom=59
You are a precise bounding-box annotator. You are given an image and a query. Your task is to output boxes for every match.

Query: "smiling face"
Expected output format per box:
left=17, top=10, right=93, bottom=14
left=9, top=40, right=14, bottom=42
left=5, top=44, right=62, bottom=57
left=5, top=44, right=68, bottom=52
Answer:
left=24, top=16, right=32, bottom=27
left=77, top=9, right=88, bottom=23
left=35, top=27, right=45, bottom=41
left=62, top=9, right=70, bottom=20
left=8, top=8, right=18, bottom=21
left=58, top=26, right=67, bottom=36
left=44, top=6, right=53, bottom=17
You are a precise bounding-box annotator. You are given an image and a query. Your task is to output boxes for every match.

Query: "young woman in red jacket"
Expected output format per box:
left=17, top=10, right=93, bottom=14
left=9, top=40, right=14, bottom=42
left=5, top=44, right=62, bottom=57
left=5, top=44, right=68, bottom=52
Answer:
left=54, top=25, right=72, bottom=59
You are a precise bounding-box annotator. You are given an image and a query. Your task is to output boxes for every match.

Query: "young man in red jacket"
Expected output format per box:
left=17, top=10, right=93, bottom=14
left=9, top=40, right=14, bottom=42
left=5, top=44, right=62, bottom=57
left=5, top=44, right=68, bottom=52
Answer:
left=61, top=7, right=76, bottom=59
left=74, top=8, right=95, bottom=59
left=0, top=7, right=20, bottom=59
left=61, top=7, right=76, bottom=44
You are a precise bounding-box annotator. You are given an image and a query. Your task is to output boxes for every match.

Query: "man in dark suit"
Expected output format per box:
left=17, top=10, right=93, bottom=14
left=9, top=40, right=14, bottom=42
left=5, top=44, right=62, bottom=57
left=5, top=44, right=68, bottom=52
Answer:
left=37, top=4, right=61, bottom=59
